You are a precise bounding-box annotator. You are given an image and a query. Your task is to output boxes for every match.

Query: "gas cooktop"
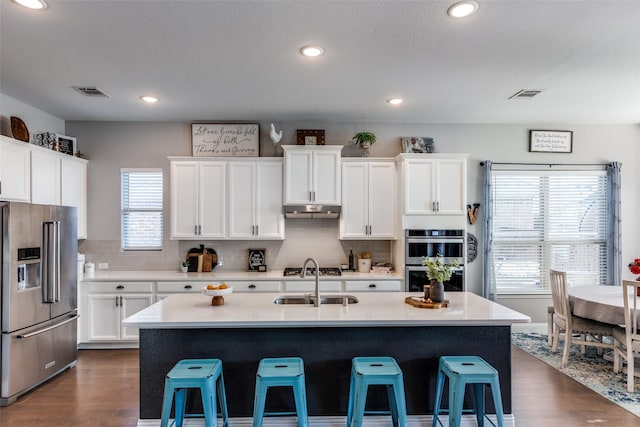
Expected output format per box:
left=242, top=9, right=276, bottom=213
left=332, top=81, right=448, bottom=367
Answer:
left=283, top=267, right=342, bottom=277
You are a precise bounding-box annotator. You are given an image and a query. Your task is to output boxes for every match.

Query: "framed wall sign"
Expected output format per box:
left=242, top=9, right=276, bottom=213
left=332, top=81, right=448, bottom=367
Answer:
left=55, top=134, right=77, bottom=156
left=296, top=129, right=325, bottom=145
left=248, top=248, right=266, bottom=272
left=529, top=130, right=573, bottom=153
left=192, top=123, right=260, bottom=157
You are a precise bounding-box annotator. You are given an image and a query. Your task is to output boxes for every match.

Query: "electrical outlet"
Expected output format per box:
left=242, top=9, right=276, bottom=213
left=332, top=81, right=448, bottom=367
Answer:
left=98, top=263, right=108, bottom=270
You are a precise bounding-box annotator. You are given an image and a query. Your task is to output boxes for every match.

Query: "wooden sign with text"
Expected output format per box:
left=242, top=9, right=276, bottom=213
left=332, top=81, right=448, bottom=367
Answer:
left=192, top=123, right=260, bottom=157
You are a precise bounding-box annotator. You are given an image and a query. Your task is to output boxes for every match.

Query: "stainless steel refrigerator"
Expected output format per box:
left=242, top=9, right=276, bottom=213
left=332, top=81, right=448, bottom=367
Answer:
left=1, top=202, right=78, bottom=406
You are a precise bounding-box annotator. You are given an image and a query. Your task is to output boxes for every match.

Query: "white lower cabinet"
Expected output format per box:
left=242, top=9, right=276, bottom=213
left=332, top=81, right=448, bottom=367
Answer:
left=344, top=280, right=402, bottom=292
left=83, top=282, right=153, bottom=344
left=227, top=281, right=282, bottom=293
left=156, top=281, right=204, bottom=301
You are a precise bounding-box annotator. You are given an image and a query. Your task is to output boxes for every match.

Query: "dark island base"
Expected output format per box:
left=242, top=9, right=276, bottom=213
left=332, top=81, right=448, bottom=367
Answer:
left=139, top=325, right=512, bottom=419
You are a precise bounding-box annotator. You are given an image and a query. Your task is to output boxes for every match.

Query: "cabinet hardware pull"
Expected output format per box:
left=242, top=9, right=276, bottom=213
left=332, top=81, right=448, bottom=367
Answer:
left=312, top=191, right=315, bottom=201
left=194, top=225, right=197, bottom=235
left=185, top=285, right=192, bottom=289
left=120, top=296, right=123, bottom=306
left=198, top=225, right=202, bottom=235
left=436, top=201, right=440, bottom=212
left=256, top=225, right=259, bottom=235
left=309, top=191, right=312, bottom=201
left=116, top=285, right=124, bottom=289
left=115, top=296, right=119, bottom=307
left=248, top=284, right=256, bottom=289
left=369, top=284, right=376, bottom=288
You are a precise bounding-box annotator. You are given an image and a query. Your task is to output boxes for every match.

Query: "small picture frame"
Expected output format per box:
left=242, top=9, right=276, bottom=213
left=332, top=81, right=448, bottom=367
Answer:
left=296, top=129, right=325, bottom=145
left=55, top=134, right=77, bottom=156
left=248, top=248, right=266, bottom=272
left=401, top=137, right=434, bottom=153
left=529, top=130, right=573, bottom=153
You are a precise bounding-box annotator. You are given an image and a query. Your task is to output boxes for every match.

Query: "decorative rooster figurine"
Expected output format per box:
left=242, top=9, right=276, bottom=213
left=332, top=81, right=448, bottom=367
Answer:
left=269, top=123, right=283, bottom=156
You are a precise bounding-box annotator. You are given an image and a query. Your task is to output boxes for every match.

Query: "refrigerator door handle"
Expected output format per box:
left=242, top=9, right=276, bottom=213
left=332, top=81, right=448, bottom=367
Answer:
left=42, top=221, right=61, bottom=303
left=15, top=315, right=80, bottom=339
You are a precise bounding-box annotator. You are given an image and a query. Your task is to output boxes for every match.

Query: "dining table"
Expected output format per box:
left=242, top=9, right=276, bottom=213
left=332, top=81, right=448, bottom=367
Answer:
left=568, top=284, right=626, bottom=325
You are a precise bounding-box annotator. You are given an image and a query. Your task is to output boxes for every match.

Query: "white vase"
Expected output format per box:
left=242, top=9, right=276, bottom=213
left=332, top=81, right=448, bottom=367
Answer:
left=180, top=266, right=188, bottom=273
left=358, top=259, right=372, bottom=273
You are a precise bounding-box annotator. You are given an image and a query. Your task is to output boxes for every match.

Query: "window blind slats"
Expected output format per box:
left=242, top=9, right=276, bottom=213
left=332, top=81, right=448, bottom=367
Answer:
left=491, top=170, right=607, bottom=291
left=121, top=170, right=163, bottom=251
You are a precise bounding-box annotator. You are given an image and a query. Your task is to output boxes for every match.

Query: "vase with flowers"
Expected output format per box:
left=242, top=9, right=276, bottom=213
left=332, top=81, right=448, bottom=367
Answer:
left=421, top=255, right=460, bottom=302
left=629, top=258, right=640, bottom=280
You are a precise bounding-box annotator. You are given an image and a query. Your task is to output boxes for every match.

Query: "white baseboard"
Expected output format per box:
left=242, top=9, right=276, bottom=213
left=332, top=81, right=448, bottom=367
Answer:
left=136, top=414, right=516, bottom=426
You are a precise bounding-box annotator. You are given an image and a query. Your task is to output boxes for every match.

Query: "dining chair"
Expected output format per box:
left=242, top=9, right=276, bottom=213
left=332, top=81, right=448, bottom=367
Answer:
left=549, top=269, right=614, bottom=366
left=612, top=280, right=640, bottom=392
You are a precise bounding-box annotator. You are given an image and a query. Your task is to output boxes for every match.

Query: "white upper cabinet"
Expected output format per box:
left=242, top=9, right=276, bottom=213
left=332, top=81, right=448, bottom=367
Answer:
left=170, top=160, right=226, bottom=239
left=228, top=159, right=284, bottom=240
left=341, top=159, right=396, bottom=239
left=0, top=136, right=31, bottom=202
left=61, top=157, right=88, bottom=239
left=31, top=149, right=62, bottom=205
left=283, top=145, right=342, bottom=205
left=401, top=155, right=467, bottom=215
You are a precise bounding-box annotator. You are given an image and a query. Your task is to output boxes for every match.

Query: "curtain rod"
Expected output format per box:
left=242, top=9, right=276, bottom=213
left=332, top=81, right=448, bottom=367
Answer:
left=479, top=161, right=608, bottom=167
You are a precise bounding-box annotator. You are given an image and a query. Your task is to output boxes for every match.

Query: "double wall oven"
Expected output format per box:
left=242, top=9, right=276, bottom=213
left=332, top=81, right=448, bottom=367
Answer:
left=405, top=229, right=465, bottom=292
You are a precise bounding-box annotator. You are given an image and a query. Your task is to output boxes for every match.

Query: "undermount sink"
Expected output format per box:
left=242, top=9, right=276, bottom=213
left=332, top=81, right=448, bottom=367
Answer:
left=273, top=294, right=359, bottom=305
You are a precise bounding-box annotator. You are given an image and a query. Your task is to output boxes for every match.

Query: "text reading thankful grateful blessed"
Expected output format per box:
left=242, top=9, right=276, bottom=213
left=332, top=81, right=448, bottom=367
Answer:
left=192, top=124, right=259, bottom=157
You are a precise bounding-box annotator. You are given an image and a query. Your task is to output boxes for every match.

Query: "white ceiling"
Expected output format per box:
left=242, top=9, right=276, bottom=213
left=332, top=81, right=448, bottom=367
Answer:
left=1, top=0, right=639, bottom=124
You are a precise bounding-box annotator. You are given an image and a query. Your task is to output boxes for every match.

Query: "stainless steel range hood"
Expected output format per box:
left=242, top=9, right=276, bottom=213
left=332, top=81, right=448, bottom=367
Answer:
left=283, top=205, right=341, bottom=219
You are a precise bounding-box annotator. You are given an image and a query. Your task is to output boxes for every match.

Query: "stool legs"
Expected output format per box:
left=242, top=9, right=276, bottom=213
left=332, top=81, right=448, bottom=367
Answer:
left=432, top=370, right=445, bottom=427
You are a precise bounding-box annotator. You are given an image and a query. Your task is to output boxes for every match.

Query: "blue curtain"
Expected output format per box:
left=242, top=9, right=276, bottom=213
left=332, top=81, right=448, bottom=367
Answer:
left=481, top=161, right=495, bottom=300
left=606, top=162, right=622, bottom=286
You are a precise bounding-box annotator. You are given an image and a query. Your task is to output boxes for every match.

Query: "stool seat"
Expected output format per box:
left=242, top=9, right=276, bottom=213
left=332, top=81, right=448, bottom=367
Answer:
left=160, top=359, right=229, bottom=427
left=433, top=356, right=505, bottom=427
left=346, top=356, right=408, bottom=427
left=253, top=357, right=308, bottom=427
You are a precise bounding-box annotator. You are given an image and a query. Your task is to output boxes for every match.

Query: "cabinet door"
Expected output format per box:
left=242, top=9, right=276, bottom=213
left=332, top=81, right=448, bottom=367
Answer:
left=228, top=162, right=256, bottom=238
left=170, top=161, right=199, bottom=238
left=31, top=150, right=61, bottom=205
left=120, top=294, right=154, bottom=341
left=404, top=159, right=436, bottom=215
left=255, top=161, right=284, bottom=239
left=0, top=138, right=30, bottom=202
left=368, top=162, right=396, bottom=238
left=340, top=162, right=369, bottom=238
left=87, top=294, right=120, bottom=341
left=284, top=150, right=313, bottom=204
left=435, top=159, right=466, bottom=215
left=199, top=162, right=226, bottom=238
left=312, top=150, right=341, bottom=205
left=61, top=158, right=87, bottom=239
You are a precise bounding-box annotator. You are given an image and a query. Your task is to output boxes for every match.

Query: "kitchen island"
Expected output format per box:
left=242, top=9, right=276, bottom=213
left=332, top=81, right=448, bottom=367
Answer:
left=124, top=291, right=529, bottom=426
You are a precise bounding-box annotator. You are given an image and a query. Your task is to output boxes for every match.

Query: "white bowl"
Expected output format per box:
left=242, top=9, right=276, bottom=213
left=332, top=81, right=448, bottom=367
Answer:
left=201, top=286, right=233, bottom=296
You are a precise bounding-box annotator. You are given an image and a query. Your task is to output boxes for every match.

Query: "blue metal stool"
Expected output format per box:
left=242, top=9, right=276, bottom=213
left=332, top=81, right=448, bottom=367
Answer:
left=253, top=357, right=309, bottom=427
left=432, top=356, right=505, bottom=427
left=160, top=359, right=229, bottom=427
left=346, top=356, right=408, bottom=427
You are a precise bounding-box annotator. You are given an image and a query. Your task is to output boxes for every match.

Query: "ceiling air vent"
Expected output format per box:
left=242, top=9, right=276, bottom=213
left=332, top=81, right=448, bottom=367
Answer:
left=508, top=89, right=543, bottom=99
left=72, top=86, right=111, bottom=97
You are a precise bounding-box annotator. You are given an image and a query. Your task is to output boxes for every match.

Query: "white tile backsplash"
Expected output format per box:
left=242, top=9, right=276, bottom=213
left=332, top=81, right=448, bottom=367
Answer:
left=79, top=219, right=393, bottom=272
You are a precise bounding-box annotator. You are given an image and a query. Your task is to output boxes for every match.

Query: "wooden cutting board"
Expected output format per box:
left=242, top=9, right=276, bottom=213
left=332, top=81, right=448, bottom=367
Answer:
left=405, top=296, right=450, bottom=309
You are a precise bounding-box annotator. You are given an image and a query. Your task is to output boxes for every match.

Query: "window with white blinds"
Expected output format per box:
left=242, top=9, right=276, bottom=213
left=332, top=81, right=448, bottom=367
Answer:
left=121, top=169, right=163, bottom=251
left=491, top=169, right=608, bottom=292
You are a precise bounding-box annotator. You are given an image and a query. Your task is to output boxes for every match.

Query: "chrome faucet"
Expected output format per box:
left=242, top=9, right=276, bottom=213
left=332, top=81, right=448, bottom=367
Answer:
left=300, top=258, right=321, bottom=307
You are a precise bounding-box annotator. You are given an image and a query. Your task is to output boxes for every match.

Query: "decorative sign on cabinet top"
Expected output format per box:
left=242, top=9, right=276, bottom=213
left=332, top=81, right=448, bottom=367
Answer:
left=192, top=123, right=260, bottom=157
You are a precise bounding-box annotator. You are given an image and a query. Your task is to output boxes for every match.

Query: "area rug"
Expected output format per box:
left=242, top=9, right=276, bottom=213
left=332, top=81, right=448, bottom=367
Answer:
left=512, top=332, right=640, bottom=417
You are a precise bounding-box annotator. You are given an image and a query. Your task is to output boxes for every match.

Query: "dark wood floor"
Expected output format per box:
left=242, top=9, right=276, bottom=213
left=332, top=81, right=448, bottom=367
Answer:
left=0, top=347, right=638, bottom=426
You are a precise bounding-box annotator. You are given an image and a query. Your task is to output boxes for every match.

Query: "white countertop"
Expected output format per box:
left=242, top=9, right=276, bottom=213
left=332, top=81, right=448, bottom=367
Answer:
left=82, top=270, right=403, bottom=282
left=123, top=291, right=530, bottom=329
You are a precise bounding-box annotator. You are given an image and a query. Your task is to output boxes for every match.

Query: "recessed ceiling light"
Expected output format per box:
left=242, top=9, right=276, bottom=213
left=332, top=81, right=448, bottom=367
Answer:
left=387, top=98, right=405, bottom=105
left=12, top=0, right=48, bottom=10
left=140, top=96, right=158, bottom=103
left=300, top=46, right=325, bottom=57
left=447, top=1, right=478, bottom=18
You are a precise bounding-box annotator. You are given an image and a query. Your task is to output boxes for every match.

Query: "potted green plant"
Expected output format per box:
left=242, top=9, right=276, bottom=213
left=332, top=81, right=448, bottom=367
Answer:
left=352, top=131, right=377, bottom=149
left=422, top=255, right=459, bottom=302
left=180, top=260, right=190, bottom=273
